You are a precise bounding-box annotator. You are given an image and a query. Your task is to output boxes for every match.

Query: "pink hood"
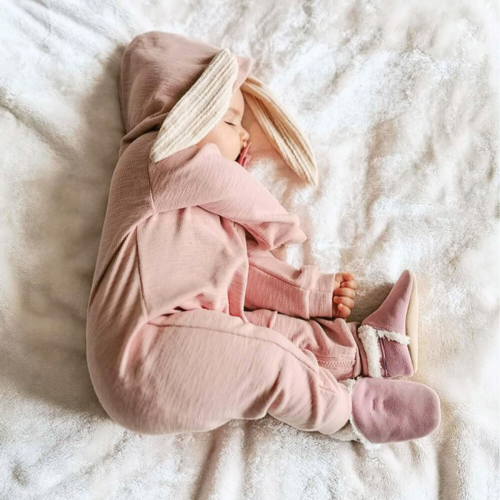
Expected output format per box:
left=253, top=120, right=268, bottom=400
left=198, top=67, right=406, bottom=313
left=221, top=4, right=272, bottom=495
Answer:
left=118, top=31, right=252, bottom=157
left=87, top=31, right=308, bottom=309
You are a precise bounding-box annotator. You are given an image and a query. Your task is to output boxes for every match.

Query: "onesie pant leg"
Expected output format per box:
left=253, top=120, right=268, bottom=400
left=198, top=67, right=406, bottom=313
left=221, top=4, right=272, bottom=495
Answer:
left=244, top=309, right=363, bottom=381
left=89, top=309, right=352, bottom=437
left=130, top=311, right=352, bottom=436
left=244, top=240, right=363, bottom=380
left=87, top=230, right=353, bottom=437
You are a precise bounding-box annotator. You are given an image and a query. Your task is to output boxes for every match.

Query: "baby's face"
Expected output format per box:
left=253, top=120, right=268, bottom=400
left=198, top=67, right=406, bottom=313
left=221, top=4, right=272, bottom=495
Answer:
left=195, top=88, right=250, bottom=162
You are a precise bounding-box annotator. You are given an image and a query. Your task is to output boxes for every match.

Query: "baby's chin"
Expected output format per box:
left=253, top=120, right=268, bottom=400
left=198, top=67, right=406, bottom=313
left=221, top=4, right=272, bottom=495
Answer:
left=214, top=150, right=238, bottom=162
left=201, top=140, right=241, bottom=162
left=222, top=147, right=243, bottom=162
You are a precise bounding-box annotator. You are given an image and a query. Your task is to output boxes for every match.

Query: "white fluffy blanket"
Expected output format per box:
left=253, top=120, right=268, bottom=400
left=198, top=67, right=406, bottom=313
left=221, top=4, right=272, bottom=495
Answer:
left=1, top=0, right=498, bottom=498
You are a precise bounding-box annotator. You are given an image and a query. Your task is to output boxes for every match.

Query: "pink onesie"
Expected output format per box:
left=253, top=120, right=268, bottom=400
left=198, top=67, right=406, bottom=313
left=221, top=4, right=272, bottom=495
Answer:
left=86, top=31, right=364, bottom=436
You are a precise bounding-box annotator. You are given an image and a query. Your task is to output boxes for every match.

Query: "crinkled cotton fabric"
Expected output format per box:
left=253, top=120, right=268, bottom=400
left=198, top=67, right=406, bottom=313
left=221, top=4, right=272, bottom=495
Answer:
left=86, top=31, right=360, bottom=436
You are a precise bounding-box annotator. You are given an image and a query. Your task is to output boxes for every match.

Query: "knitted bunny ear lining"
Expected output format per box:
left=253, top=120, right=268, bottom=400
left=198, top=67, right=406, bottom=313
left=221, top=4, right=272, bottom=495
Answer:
left=149, top=49, right=238, bottom=163
left=240, top=76, right=319, bottom=187
left=150, top=48, right=319, bottom=188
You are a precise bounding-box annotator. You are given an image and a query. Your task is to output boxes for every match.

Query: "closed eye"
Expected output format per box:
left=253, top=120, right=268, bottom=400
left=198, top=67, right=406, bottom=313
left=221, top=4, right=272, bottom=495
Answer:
left=225, top=121, right=236, bottom=127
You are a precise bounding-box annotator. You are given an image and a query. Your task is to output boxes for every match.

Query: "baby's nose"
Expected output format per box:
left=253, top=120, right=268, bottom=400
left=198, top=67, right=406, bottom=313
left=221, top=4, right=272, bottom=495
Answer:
left=241, top=128, right=250, bottom=141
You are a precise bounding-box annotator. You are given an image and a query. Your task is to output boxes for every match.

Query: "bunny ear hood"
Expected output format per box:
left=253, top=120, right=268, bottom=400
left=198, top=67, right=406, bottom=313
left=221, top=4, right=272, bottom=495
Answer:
left=88, top=31, right=315, bottom=309
left=119, top=32, right=250, bottom=153
left=119, top=31, right=318, bottom=187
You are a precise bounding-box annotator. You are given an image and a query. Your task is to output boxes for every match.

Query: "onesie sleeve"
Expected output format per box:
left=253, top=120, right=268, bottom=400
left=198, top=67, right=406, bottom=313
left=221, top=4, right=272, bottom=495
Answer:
left=149, top=143, right=308, bottom=251
left=244, top=236, right=336, bottom=319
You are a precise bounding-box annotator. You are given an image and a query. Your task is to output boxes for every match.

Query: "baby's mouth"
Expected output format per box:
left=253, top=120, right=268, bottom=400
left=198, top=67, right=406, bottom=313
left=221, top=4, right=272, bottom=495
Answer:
left=236, top=143, right=252, bottom=169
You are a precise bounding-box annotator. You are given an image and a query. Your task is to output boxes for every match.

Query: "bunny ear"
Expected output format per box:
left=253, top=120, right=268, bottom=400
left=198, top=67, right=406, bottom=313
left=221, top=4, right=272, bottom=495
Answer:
left=150, top=48, right=239, bottom=164
left=149, top=44, right=319, bottom=188
left=241, top=75, right=319, bottom=187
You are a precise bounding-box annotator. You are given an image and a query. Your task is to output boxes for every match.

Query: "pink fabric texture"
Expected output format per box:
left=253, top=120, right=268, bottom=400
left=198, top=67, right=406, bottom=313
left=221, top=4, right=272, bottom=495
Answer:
left=362, top=270, right=413, bottom=334
left=378, top=338, right=413, bottom=378
left=86, top=31, right=365, bottom=436
left=359, top=269, right=415, bottom=378
left=350, top=378, right=441, bottom=444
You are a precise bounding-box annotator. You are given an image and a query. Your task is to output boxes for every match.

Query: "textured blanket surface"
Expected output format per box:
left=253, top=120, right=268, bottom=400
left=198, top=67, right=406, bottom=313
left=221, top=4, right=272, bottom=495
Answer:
left=0, top=0, right=498, bottom=499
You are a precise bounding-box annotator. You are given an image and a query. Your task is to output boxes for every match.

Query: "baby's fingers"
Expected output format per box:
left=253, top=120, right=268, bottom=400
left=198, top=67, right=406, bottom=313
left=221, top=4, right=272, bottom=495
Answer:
left=336, top=303, right=352, bottom=318
left=340, top=280, right=358, bottom=290
left=334, top=296, right=355, bottom=310
left=335, top=272, right=355, bottom=283
left=335, top=272, right=356, bottom=283
left=334, top=287, right=356, bottom=299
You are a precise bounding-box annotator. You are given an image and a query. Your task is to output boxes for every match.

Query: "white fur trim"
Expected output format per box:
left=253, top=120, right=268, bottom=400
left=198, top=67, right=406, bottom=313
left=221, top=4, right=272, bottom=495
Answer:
left=357, top=325, right=383, bottom=378
left=358, top=324, right=411, bottom=378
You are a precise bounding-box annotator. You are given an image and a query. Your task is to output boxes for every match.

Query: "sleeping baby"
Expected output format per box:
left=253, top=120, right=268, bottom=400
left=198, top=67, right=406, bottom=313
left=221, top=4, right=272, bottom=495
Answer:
left=86, top=30, right=441, bottom=447
left=195, top=84, right=358, bottom=320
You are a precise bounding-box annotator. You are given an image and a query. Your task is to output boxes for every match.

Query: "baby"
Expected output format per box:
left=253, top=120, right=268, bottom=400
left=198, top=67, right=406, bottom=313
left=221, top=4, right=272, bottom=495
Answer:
left=195, top=87, right=358, bottom=319
left=86, top=30, right=440, bottom=447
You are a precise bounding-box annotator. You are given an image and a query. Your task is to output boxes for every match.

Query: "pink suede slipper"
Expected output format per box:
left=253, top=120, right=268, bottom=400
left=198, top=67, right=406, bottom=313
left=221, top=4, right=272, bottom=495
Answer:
left=335, top=378, right=441, bottom=445
left=354, top=270, right=419, bottom=379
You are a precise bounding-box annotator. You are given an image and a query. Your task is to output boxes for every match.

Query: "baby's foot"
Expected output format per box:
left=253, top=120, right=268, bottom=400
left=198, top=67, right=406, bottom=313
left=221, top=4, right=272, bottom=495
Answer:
left=333, top=272, right=357, bottom=318
left=356, top=270, right=418, bottom=377
left=333, top=378, right=441, bottom=444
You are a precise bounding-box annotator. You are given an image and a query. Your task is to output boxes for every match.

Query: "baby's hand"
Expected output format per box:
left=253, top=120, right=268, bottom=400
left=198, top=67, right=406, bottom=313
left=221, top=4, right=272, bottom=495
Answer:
left=332, top=272, right=357, bottom=319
